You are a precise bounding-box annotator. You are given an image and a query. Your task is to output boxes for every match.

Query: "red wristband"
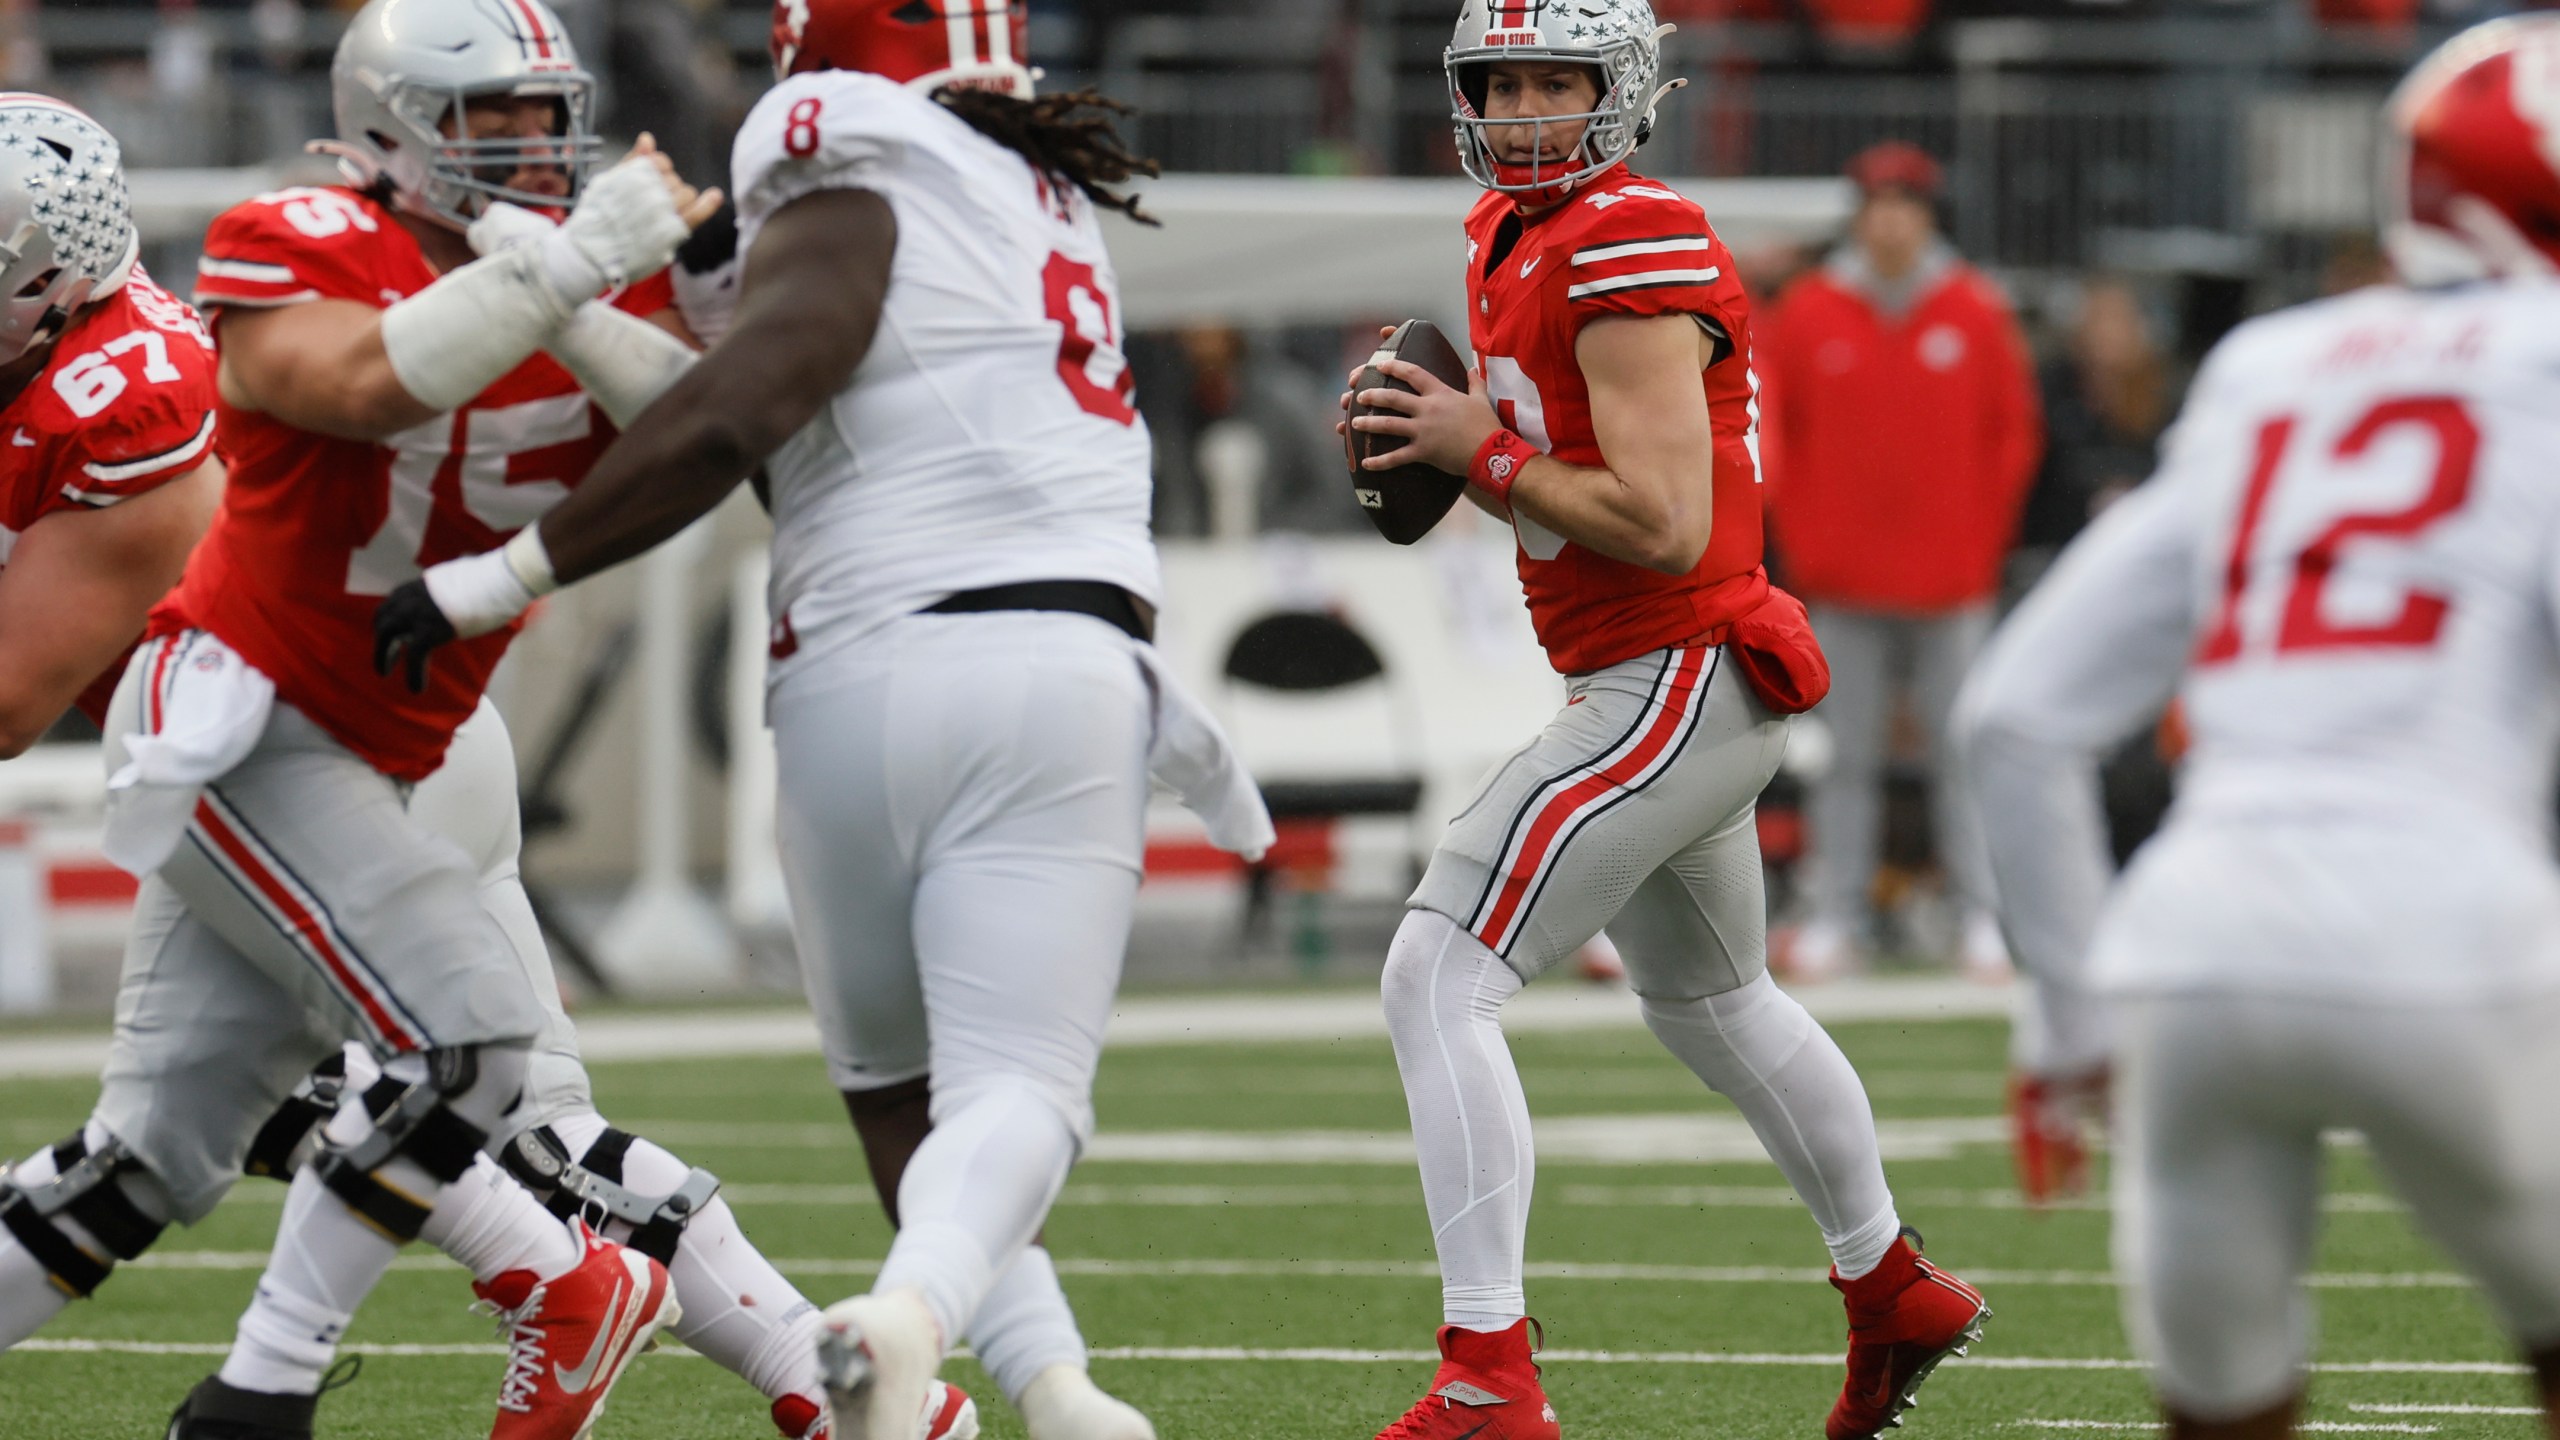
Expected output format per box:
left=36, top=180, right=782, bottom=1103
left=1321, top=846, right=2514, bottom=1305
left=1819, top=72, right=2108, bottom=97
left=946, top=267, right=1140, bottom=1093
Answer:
left=1469, top=428, right=1539, bottom=507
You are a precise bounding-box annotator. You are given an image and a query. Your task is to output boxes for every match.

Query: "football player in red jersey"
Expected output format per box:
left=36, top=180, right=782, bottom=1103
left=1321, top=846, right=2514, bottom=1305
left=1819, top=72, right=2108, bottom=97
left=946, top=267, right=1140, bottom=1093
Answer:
left=0, top=96, right=219, bottom=756
left=1343, top=4, right=1986, bottom=1438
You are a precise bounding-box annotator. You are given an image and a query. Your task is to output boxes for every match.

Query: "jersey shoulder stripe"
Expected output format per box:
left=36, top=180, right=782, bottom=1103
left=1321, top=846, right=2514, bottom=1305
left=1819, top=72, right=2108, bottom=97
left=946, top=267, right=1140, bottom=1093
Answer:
left=76, top=411, right=216, bottom=492
left=1573, top=235, right=1712, bottom=267
left=1568, top=266, right=1722, bottom=300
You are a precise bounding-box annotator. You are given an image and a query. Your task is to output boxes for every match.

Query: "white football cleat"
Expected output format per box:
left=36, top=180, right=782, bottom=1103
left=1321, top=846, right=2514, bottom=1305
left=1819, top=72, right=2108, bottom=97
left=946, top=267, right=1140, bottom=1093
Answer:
left=1018, top=1364, right=1155, bottom=1440
left=1782, top=919, right=1857, bottom=983
left=771, top=1380, right=979, bottom=1440
left=819, top=1289, right=944, bottom=1440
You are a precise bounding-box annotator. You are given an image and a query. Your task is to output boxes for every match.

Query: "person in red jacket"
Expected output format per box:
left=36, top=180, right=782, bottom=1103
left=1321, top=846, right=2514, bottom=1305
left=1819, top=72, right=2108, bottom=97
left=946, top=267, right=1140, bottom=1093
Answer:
left=1761, top=141, right=2043, bottom=980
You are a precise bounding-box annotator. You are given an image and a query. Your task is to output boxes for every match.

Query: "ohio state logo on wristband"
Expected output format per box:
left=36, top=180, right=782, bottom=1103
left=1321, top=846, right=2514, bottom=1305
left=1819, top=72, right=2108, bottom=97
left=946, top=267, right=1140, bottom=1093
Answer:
left=1470, top=427, right=1539, bottom=507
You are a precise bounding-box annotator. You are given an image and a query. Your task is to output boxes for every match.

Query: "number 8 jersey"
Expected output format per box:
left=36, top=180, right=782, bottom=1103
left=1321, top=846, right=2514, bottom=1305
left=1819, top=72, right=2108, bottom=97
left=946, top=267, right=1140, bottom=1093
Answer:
left=729, top=72, right=1160, bottom=663
left=161, top=185, right=672, bottom=782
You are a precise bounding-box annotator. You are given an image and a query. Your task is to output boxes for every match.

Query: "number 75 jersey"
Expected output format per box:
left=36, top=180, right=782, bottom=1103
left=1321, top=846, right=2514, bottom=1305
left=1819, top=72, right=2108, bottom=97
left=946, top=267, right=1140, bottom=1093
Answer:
left=162, top=185, right=671, bottom=783
left=728, top=71, right=1161, bottom=659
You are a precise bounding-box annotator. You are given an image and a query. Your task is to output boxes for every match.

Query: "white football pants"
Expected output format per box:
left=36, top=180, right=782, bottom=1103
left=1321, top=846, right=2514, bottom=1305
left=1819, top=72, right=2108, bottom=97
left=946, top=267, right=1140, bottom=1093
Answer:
left=770, top=609, right=1150, bottom=1350
left=2116, top=989, right=2560, bottom=1418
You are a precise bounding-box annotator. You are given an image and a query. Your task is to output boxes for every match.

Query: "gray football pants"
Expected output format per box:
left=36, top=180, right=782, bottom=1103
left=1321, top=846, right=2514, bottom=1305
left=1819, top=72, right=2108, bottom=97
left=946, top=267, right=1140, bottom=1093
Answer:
left=1805, top=602, right=1996, bottom=930
left=1408, top=643, right=1788, bottom=995
left=91, top=638, right=565, bottom=1223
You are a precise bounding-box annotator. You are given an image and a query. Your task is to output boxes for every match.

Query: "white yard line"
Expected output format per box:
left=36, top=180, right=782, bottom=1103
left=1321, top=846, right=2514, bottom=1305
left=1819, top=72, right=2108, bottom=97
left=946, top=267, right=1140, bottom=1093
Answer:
left=11, top=1336, right=2524, bottom=1381
left=2018, top=1425, right=2440, bottom=1435
left=2353, top=1404, right=2545, bottom=1416
left=0, top=979, right=2011, bottom=1079
left=2017, top=1414, right=2437, bottom=1424
left=126, top=1250, right=2476, bottom=1290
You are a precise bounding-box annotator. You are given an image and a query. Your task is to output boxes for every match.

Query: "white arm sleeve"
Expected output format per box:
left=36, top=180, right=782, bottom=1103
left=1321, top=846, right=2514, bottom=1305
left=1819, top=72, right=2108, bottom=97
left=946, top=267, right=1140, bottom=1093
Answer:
left=378, top=243, right=576, bottom=413
left=1953, top=473, right=2200, bottom=1072
left=546, top=303, right=700, bottom=429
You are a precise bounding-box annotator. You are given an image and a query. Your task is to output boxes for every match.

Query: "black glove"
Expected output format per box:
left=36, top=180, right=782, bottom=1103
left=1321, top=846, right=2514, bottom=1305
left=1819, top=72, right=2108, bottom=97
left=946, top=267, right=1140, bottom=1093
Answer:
left=373, top=579, right=459, bottom=694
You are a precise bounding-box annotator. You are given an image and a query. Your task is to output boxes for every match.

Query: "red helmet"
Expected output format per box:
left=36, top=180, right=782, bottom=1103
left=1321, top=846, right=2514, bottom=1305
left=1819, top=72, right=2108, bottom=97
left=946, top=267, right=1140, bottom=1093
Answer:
left=771, top=0, right=1032, bottom=98
left=2382, top=15, right=2560, bottom=285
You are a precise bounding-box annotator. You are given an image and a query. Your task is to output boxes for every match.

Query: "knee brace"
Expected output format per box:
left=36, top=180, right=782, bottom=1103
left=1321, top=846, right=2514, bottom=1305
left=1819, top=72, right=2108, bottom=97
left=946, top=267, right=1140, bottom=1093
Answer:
left=312, top=1044, right=522, bottom=1243
left=498, top=1124, right=720, bottom=1266
left=0, top=1129, right=170, bottom=1297
left=243, top=1051, right=352, bottom=1182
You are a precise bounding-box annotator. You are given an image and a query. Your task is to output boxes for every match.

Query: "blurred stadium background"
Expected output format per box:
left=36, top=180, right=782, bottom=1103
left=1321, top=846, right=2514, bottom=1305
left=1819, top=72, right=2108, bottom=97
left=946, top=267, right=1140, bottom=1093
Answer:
left=0, top=0, right=2481, bottom=1014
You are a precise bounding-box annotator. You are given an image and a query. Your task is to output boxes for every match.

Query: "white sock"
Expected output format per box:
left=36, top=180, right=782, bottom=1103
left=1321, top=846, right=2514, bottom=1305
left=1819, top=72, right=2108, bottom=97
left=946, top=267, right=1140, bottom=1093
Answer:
left=546, top=1110, right=823, bottom=1401
left=966, top=1245, right=1089, bottom=1404
left=874, top=1079, right=1079, bottom=1348
left=1637, top=974, right=1900, bottom=1278
left=417, top=1154, right=582, bottom=1285
left=1380, top=910, right=1534, bottom=1332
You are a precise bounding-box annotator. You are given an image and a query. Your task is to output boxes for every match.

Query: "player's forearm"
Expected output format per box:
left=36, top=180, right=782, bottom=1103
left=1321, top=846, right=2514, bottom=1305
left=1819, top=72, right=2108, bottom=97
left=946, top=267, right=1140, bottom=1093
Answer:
left=219, top=325, right=439, bottom=442
left=1509, top=455, right=1709, bottom=574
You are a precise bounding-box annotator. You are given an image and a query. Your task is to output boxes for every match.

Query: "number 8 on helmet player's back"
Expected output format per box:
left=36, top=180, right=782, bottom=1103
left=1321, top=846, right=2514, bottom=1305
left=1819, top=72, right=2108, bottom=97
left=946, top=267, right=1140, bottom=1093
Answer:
left=1348, top=4, right=1988, bottom=1440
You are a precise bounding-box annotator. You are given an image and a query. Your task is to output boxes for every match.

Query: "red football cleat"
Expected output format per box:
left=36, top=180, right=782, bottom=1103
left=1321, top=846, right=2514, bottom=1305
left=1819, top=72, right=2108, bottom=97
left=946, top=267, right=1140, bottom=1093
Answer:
left=1827, top=1229, right=1989, bottom=1440
left=1375, top=1319, right=1560, bottom=1440
left=2010, top=1067, right=2107, bottom=1205
left=475, top=1221, right=680, bottom=1440
left=770, top=1381, right=981, bottom=1440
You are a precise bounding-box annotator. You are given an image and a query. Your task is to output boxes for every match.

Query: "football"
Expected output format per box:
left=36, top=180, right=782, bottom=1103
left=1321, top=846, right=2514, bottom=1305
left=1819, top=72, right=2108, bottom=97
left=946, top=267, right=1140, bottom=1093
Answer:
left=1344, top=318, right=1472, bottom=546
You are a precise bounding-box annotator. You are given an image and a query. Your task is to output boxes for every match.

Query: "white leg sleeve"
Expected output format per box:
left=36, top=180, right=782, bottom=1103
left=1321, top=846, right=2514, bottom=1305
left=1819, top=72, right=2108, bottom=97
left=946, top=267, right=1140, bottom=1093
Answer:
left=546, top=1110, right=824, bottom=1404
left=874, top=1078, right=1080, bottom=1350
left=1638, top=973, right=1901, bottom=1277
left=1382, top=909, right=1534, bottom=1330
left=417, top=1154, right=581, bottom=1286
left=966, top=1245, right=1090, bottom=1404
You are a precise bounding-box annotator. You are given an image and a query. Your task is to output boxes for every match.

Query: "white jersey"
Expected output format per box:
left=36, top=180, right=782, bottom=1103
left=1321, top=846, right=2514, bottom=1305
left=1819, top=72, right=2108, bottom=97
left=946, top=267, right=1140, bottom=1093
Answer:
left=730, top=72, right=1161, bottom=664
left=1957, top=280, right=2560, bottom=1004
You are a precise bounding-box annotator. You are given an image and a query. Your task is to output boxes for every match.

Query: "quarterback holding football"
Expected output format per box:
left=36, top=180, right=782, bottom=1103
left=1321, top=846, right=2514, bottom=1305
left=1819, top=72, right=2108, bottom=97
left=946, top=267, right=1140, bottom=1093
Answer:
left=1342, top=3, right=1988, bottom=1438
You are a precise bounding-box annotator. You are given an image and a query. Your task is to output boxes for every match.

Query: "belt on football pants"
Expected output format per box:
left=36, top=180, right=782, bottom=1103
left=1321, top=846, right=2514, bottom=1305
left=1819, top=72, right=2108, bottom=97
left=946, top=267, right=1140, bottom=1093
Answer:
left=921, top=580, right=1154, bottom=643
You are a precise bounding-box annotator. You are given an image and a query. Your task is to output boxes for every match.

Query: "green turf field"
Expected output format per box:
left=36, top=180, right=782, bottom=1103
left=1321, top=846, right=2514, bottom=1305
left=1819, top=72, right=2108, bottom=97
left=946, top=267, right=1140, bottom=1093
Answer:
left=0, top=1005, right=2542, bottom=1438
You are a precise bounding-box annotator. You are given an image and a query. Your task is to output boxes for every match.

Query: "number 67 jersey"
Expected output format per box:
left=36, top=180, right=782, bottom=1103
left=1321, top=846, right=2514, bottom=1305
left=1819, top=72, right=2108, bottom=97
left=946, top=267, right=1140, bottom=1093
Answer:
left=729, top=71, right=1160, bottom=663
left=1962, top=279, right=2560, bottom=1003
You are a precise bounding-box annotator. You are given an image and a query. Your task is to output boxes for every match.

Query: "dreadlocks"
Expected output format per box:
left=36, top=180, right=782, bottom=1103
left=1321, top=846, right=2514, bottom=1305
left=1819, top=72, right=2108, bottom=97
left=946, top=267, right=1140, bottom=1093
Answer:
left=934, top=87, right=1162, bottom=226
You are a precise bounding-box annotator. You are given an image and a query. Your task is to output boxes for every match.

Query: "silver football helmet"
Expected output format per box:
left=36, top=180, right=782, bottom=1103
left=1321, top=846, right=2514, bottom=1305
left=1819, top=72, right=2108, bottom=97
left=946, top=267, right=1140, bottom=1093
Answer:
left=0, top=93, right=135, bottom=366
left=1445, top=0, right=1684, bottom=203
left=319, top=0, right=603, bottom=231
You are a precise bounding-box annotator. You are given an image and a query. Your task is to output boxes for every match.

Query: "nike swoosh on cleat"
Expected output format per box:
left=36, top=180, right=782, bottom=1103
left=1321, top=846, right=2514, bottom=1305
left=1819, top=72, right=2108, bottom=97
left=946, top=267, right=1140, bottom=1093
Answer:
left=1451, top=1425, right=1490, bottom=1440
left=553, top=1272, right=638, bottom=1395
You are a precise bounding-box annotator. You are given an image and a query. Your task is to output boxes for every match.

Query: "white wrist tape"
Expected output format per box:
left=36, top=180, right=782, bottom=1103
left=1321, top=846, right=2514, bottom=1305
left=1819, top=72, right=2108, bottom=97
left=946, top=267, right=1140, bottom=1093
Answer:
left=379, top=244, right=576, bottom=413
left=549, top=303, right=700, bottom=428
left=503, top=525, right=559, bottom=597
left=421, top=547, right=539, bottom=640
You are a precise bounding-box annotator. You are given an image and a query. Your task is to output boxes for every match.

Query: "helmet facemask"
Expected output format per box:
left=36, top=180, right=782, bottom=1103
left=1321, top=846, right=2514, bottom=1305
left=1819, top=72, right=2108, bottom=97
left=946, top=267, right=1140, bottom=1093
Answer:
left=343, top=75, right=602, bottom=230
left=1445, top=0, right=1681, bottom=210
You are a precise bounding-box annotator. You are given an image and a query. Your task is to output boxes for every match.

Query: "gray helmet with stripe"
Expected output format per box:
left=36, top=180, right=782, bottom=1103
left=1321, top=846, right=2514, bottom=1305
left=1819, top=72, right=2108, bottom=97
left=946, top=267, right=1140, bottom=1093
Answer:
left=319, top=0, right=603, bottom=232
left=0, top=93, right=135, bottom=366
left=1445, top=0, right=1685, bottom=202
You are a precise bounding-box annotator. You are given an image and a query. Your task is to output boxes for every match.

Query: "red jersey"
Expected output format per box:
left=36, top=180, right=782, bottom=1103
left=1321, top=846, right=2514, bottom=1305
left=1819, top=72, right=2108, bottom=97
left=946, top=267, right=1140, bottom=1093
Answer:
left=0, top=268, right=220, bottom=726
left=1463, top=165, right=1771, bottom=675
left=164, top=186, right=673, bottom=782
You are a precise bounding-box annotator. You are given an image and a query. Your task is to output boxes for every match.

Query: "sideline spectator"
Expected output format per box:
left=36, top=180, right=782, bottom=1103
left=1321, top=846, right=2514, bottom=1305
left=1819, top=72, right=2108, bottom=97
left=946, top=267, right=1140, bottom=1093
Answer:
left=2015, top=276, right=2172, bottom=580
left=1136, top=324, right=1356, bottom=538
left=1760, top=140, right=2043, bottom=980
